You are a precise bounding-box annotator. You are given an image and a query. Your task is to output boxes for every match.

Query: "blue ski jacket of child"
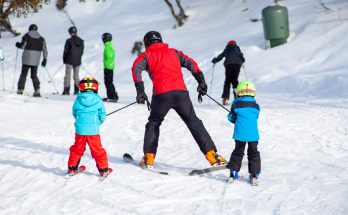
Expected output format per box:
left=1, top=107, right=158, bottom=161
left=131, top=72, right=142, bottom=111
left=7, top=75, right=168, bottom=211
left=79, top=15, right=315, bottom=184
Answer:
left=72, top=92, right=106, bottom=135
left=228, top=96, right=260, bottom=141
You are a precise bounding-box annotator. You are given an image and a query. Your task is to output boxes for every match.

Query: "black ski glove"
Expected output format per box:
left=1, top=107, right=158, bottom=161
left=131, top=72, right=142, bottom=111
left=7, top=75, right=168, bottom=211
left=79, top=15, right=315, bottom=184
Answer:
left=15, top=42, right=21, bottom=48
left=135, top=81, right=148, bottom=104
left=41, top=59, right=47, bottom=67
left=212, top=58, right=217, bottom=64
left=193, top=72, right=208, bottom=103
left=197, top=82, right=207, bottom=95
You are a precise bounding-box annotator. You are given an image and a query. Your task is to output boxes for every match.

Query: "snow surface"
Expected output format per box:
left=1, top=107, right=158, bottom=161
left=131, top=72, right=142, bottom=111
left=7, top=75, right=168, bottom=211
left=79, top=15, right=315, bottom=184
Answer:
left=0, top=0, right=348, bottom=214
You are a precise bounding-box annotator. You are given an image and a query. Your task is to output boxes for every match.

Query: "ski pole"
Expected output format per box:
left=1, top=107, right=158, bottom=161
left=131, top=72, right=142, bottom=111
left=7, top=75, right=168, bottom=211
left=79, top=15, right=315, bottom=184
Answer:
left=12, top=48, right=18, bottom=89
left=107, top=102, right=137, bottom=116
left=209, top=64, right=215, bottom=96
left=0, top=48, right=4, bottom=90
left=49, top=63, right=64, bottom=83
left=242, top=64, right=248, bottom=80
left=2, top=62, right=4, bottom=91
left=205, top=93, right=230, bottom=112
left=81, top=65, right=92, bottom=76
left=43, top=66, right=59, bottom=94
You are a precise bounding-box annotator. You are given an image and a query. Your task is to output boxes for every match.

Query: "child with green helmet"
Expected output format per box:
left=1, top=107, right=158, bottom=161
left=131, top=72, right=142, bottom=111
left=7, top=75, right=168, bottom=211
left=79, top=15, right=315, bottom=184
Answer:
left=226, top=80, right=261, bottom=185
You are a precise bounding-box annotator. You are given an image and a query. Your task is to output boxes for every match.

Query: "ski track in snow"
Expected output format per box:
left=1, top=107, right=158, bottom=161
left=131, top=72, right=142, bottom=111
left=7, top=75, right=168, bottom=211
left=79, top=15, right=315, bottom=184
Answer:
left=1, top=0, right=348, bottom=214
left=0, top=92, right=347, bottom=214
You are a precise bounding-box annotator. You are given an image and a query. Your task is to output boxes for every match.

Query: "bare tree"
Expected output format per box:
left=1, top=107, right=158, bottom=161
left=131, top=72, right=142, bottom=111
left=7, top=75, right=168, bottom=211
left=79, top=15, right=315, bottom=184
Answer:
left=163, top=0, right=188, bottom=27
left=0, top=0, right=49, bottom=36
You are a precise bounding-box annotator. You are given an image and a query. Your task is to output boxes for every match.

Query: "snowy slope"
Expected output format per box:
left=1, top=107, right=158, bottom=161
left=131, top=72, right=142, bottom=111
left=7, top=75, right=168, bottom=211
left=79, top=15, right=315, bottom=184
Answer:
left=0, top=0, right=348, bottom=214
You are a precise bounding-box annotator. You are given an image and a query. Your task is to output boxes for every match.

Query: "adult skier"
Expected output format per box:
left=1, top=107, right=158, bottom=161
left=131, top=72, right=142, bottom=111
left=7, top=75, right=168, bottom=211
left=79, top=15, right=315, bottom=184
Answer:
left=212, top=40, right=245, bottom=105
left=15, top=24, right=48, bottom=97
left=62, top=26, right=84, bottom=95
left=131, top=31, right=226, bottom=169
left=101, top=33, right=118, bottom=102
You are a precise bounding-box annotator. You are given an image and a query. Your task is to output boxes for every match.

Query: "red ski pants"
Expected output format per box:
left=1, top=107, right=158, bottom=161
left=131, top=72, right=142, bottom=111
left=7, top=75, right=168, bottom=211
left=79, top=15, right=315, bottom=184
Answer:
left=68, top=134, right=108, bottom=169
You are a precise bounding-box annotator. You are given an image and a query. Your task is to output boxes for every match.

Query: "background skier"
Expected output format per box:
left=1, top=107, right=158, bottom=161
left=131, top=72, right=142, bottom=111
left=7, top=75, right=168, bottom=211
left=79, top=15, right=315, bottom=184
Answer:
left=102, top=32, right=118, bottom=102
left=131, top=31, right=226, bottom=169
left=15, top=24, right=48, bottom=97
left=62, top=26, right=84, bottom=95
left=212, top=40, right=245, bottom=105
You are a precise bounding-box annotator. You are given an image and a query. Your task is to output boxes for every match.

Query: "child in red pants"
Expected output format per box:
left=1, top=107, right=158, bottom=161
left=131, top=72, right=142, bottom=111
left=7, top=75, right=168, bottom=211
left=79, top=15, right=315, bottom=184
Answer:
left=67, top=75, right=111, bottom=177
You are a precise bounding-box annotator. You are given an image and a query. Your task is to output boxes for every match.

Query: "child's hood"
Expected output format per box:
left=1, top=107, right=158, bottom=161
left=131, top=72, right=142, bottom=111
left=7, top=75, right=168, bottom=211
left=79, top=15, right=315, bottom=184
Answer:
left=76, top=92, right=100, bottom=107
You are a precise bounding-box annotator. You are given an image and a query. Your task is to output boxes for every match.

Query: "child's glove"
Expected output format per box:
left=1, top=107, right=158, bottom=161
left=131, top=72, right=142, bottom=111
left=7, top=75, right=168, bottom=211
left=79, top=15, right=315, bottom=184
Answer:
left=228, top=111, right=236, bottom=124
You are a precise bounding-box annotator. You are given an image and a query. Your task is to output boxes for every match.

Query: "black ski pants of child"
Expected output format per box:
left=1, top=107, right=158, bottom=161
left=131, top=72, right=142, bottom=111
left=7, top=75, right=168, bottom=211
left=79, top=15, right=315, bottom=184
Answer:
left=226, top=140, right=261, bottom=175
left=144, top=90, right=217, bottom=155
left=104, top=69, right=118, bottom=100
left=222, top=64, right=241, bottom=99
left=18, top=65, right=40, bottom=90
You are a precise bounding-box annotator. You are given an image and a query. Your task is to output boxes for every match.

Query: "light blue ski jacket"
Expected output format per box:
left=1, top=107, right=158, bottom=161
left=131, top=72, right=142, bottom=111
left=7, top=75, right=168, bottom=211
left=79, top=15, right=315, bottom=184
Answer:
left=72, top=92, right=106, bottom=135
left=228, top=96, right=260, bottom=141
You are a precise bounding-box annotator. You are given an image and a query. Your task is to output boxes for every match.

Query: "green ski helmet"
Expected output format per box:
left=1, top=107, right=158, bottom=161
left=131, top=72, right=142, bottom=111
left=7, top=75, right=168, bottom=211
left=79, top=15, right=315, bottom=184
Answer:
left=236, top=80, right=256, bottom=97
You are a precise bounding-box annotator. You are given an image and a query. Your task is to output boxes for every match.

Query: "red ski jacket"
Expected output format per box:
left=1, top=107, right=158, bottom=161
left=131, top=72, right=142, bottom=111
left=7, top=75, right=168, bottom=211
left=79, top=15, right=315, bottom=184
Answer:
left=132, top=43, right=202, bottom=95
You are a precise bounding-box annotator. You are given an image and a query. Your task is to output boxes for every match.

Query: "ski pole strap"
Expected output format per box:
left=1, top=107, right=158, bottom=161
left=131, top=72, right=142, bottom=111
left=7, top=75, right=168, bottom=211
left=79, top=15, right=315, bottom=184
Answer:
left=107, top=102, right=137, bottom=116
left=205, top=93, right=230, bottom=112
left=145, top=98, right=151, bottom=111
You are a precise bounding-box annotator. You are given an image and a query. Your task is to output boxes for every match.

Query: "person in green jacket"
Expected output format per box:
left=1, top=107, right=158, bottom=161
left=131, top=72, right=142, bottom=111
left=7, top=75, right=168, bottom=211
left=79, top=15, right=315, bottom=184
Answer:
left=102, top=33, right=118, bottom=102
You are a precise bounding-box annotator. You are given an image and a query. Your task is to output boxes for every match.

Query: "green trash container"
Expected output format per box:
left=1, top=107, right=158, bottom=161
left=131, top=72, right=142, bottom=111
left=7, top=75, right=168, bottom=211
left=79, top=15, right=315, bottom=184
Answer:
left=262, top=4, right=289, bottom=48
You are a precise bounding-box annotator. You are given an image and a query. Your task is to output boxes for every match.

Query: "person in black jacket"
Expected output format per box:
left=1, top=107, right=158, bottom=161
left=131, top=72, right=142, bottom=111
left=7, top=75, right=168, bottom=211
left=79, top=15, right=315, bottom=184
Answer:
left=15, top=24, right=47, bottom=97
left=62, top=26, right=84, bottom=95
left=212, top=40, right=245, bottom=105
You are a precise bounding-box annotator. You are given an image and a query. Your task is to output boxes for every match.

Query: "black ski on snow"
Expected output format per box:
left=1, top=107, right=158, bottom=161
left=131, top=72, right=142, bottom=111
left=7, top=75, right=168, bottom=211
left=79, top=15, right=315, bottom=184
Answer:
left=189, top=164, right=227, bottom=176
left=123, top=153, right=169, bottom=175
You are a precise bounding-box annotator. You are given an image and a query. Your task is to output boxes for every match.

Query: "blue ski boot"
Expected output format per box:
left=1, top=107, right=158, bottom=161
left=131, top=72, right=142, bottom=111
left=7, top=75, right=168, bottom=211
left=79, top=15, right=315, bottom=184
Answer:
left=249, top=173, right=260, bottom=186
left=227, top=169, right=239, bottom=183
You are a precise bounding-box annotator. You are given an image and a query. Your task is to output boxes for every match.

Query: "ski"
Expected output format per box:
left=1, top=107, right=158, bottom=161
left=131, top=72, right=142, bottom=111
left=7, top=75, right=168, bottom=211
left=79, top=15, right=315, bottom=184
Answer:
left=102, top=98, right=118, bottom=103
left=99, top=168, right=113, bottom=181
left=123, top=153, right=168, bottom=175
left=189, top=164, right=227, bottom=176
left=64, top=165, right=86, bottom=179
left=226, top=175, right=259, bottom=186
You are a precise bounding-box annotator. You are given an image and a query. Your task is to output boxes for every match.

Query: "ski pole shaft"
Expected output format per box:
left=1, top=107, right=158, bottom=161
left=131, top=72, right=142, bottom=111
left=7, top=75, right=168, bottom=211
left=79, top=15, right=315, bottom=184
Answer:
left=12, top=48, right=18, bottom=89
left=209, top=64, right=215, bottom=96
left=242, top=64, right=248, bottom=80
left=44, top=67, right=59, bottom=94
left=205, top=93, right=230, bottom=112
left=107, top=102, right=137, bottom=116
left=2, top=62, right=4, bottom=90
left=50, top=63, right=64, bottom=81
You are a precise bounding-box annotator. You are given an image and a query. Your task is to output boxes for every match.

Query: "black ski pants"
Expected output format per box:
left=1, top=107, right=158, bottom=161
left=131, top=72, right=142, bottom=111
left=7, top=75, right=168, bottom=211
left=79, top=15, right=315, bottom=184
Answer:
left=226, top=140, right=261, bottom=175
left=144, top=90, right=216, bottom=155
left=104, top=69, right=118, bottom=100
left=222, top=64, right=241, bottom=99
left=18, top=64, right=40, bottom=90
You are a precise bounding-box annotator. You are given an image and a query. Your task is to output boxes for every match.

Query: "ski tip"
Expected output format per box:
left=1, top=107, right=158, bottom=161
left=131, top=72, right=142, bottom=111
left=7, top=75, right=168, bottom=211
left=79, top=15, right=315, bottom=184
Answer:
left=189, top=171, right=199, bottom=176
left=123, top=153, right=132, bottom=159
